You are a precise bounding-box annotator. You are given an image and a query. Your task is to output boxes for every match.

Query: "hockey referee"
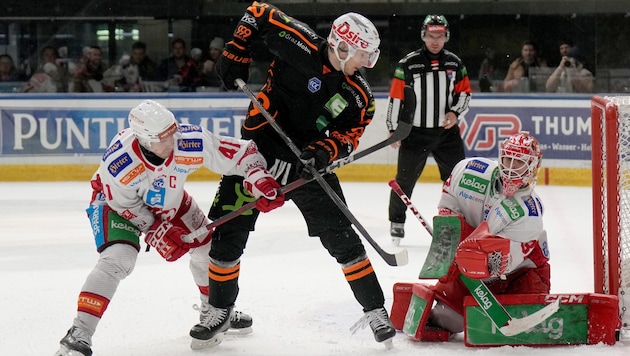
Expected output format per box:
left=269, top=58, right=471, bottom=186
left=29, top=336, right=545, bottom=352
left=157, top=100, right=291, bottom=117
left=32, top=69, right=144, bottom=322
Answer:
left=386, top=15, right=472, bottom=244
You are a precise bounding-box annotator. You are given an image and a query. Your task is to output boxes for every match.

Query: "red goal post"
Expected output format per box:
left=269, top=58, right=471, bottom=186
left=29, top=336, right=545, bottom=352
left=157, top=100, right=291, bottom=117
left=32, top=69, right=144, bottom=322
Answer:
left=591, top=96, right=629, bottom=332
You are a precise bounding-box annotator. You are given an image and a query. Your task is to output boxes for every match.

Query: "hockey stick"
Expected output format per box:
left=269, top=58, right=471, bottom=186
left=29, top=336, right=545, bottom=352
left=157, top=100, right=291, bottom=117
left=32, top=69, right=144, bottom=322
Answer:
left=388, top=179, right=560, bottom=336
left=181, top=113, right=413, bottom=244
left=236, top=78, right=408, bottom=266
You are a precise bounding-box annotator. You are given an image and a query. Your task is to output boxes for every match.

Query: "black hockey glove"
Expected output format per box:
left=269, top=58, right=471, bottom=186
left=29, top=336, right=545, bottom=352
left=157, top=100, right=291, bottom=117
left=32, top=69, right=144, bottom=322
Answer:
left=215, top=47, right=251, bottom=91
left=296, top=140, right=335, bottom=180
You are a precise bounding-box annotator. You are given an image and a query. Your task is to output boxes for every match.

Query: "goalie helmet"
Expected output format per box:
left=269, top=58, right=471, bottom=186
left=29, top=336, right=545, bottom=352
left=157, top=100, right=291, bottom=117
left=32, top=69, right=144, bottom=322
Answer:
left=328, top=12, right=381, bottom=72
left=498, top=132, right=542, bottom=197
left=128, top=100, right=178, bottom=147
left=421, top=15, right=450, bottom=41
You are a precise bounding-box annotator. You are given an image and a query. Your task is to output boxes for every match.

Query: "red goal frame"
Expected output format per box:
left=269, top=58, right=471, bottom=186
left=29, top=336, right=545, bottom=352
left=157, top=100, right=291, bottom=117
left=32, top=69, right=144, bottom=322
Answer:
left=591, top=95, right=622, bottom=296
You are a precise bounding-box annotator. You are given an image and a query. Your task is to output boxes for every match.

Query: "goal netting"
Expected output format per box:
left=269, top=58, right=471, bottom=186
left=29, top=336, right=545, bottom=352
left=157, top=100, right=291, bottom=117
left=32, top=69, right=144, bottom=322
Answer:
left=591, top=95, right=630, bottom=334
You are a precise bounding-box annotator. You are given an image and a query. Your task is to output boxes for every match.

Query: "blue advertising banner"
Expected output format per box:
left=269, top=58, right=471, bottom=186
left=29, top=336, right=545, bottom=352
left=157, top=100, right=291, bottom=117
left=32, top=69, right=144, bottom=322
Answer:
left=0, top=93, right=594, bottom=167
left=1, top=107, right=246, bottom=156
left=460, top=102, right=591, bottom=160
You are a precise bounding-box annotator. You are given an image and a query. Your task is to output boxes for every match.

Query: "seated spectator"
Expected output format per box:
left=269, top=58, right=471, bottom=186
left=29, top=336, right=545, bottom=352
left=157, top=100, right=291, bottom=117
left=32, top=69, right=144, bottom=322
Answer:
left=200, top=36, right=224, bottom=89
left=130, top=41, right=158, bottom=82
left=71, top=45, right=107, bottom=92
left=545, top=47, right=594, bottom=93
left=503, top=40, right=547, bottom=92
left=0, top=54, right=23, bottom=82
left=158, top=38, right=200, bottom=92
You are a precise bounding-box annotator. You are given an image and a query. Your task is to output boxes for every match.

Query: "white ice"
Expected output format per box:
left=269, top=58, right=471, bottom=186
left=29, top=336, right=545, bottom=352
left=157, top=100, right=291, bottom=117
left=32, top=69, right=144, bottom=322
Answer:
left=1, top=181, right=629, bottom=355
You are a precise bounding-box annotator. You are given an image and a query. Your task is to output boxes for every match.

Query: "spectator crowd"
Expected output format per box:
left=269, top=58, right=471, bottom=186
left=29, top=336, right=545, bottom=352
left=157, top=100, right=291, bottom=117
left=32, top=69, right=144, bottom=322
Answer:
left=0, top=35, right=596, bottom=94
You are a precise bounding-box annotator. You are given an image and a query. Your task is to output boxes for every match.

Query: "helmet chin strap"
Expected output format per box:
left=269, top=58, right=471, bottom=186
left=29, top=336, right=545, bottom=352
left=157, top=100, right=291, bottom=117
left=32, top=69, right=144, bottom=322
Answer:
left=331, top=46, right=351, bottom=76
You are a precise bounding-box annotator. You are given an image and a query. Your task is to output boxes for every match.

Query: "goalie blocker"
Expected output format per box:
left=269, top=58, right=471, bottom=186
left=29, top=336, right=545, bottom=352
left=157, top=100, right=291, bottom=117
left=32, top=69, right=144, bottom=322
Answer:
left=391, top=283, right=620, bottom=346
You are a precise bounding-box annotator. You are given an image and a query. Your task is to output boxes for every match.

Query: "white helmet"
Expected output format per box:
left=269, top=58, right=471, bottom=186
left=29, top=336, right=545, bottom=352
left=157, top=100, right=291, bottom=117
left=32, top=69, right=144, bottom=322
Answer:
left=128, top=100, right=178, bottom=147
left=499, top=132, right=542, bottom=197
left=328, top=12, right=380, bottom=73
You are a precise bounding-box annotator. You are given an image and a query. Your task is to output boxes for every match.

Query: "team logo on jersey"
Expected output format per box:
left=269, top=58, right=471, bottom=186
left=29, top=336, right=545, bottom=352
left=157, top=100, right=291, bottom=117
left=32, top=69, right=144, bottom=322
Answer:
left=108, top=153, right=133, bottom=177
left=102, top=140, right=122, bottom=161
left=465, top=159, right=489, bottom=173
left=522, top=195, right=540, bottom=216
left=501, top=197, right=525, bottom=220
left=308, top=77, right=322, bottom=93
left=325, top=93, right=348, bottom=118
left=178, top=138, right=203, bottom=151
left=459, top=173, right=489, bottom=194
left=146, top=177, right=166, bottom=207
left=179, top=125, right=202, bottom=133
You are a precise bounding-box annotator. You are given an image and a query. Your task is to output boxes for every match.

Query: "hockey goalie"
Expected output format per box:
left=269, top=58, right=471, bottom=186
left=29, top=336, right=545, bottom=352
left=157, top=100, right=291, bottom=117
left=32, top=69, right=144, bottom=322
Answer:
left=390, top=132, right=621, bottom=346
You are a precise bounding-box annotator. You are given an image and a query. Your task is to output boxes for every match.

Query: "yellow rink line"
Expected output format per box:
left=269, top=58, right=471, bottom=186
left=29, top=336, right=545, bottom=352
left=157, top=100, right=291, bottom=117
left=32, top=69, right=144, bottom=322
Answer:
left=0, top=164, right=592, bottom=187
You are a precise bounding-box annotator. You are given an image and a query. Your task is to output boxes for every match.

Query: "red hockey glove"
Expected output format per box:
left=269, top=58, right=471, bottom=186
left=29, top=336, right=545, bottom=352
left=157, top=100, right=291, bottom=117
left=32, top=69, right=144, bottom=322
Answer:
left=244, top=168, right=285, bottom=213
left=297, top=139, right=336, bottom=180
left=454, top=222, right=510, bottom=279
left=145, top=220, right=191, bottom=262
left=215, top=45, right=251, bottom=91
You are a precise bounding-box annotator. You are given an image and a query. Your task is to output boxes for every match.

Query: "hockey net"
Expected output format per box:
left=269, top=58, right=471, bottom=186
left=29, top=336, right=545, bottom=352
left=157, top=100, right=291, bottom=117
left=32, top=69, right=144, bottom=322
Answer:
left=591, top=95, right=630, bottom=334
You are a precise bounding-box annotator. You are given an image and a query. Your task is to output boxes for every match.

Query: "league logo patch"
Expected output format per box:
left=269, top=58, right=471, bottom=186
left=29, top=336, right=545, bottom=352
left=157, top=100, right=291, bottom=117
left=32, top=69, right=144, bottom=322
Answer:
left=308, top=77, right=322, bottom=93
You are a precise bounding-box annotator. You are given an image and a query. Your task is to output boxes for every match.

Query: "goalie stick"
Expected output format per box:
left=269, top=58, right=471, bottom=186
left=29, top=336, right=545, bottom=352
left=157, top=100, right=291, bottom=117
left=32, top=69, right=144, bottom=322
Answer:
left=388, top=179, right=560, bottom=336
left=235, top=78, right=408, bottom=266
left=181, top=106, right=413, bottom=244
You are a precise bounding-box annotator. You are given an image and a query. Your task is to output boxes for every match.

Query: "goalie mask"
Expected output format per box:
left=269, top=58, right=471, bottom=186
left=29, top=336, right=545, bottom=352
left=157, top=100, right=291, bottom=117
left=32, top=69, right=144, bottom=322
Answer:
left=421, top=14, right=450, bottom=42
left=499, top=132, right=542, bottom=197
left=328, top=12, right=380, bottom=74
left=128, top=100, right=178, bottom=150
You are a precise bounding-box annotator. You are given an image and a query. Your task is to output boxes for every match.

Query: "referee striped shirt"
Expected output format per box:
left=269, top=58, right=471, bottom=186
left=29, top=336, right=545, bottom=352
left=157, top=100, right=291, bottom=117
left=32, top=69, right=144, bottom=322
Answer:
left=386, top=47, right=472, bottom=130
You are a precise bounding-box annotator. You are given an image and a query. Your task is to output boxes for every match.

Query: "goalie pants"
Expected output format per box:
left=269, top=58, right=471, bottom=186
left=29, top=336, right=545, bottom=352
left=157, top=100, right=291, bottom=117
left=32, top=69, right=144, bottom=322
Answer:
left=207, top=173, right=386, bottom=311
left=430, top=262, right=551, bottom=333
left=388, top=126, right=465, bottom=224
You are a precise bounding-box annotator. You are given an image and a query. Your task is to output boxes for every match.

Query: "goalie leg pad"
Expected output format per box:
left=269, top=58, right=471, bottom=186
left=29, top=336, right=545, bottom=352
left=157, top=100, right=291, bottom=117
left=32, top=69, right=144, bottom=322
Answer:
left=401, top=283, right=451, bottom=341
left=463, top=293, right=620, bottom=346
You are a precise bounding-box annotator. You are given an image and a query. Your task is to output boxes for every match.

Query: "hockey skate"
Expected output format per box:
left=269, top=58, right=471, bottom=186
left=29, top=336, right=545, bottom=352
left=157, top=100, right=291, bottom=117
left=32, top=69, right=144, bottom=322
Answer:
left=390, top=222, right=405, bottom=246
left=193, top=301, right=253, bottom=335
left=189, top=304, right=234, bottom=350
left=53, top=326, right=92, bottom=356
left=350, top=307, right=396, bottom=349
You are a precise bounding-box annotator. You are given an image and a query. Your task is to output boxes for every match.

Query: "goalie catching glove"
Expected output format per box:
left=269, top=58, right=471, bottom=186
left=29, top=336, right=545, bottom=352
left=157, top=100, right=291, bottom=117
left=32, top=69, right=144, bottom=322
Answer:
left=215, top=44, right=251, bottom=91
left=454, top=221, right=510, bottom=279
left=145, top=220, right=207, bottom=262
left=296, top=139, right=337, bottom=180
left=244, top=167, right=285, bottom=212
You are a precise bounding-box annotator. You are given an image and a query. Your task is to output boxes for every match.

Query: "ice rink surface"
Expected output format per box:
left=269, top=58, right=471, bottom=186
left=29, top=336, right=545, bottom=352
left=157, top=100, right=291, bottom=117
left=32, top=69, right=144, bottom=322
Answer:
left=1, top=181, right=629, bottom=355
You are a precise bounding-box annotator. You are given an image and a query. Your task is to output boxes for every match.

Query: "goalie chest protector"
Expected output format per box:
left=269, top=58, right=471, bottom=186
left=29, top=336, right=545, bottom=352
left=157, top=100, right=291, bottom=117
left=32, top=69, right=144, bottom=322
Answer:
left=464, top=293, right=620, bottom=346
